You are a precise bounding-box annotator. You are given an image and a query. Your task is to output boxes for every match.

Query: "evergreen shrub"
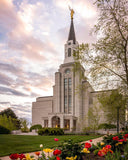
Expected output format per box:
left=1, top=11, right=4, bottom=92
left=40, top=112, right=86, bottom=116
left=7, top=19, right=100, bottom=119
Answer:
left=30, top=124, right=42, bottom=132
left=98, top=123, right=116, bottom=130
left=38, top=128, right=64, bottom=135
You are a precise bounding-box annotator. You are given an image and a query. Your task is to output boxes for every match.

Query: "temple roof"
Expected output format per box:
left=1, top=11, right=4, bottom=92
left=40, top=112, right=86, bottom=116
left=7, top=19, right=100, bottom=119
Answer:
left=68, top=19, right=76, bottom=44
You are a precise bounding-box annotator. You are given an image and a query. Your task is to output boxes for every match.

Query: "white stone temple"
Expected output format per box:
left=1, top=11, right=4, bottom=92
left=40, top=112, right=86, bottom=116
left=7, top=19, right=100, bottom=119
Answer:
left=32, top=10, right=106, bottom=132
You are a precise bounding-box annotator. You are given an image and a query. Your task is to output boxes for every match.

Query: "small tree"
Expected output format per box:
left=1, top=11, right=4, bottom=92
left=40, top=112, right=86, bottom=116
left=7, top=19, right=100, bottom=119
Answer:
left=98, top=90, right=126, bottom=131
left=20, top=118, right=29, bottom=132
left=87, top=106, right=101, bottom=133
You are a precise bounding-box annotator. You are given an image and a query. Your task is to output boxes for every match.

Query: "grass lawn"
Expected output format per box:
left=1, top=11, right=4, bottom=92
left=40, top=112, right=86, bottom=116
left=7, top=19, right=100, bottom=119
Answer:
left=0, top=134, right=101, bottom=157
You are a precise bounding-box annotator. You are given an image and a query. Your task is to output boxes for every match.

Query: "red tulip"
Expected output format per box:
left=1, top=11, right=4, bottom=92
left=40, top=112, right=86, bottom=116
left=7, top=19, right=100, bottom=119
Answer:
left=9, top=153, right=19, bottom=160
left=18, top=154, right=26, bottom=160
left=112, top=136, right=119, bottom=141
left=56, top=156, right=61, bottom=160
left=89, top=139, right=92, bottom=142
left=54, top=138, right=59, bottom=141
left=85, top=142, right=91, bottom=149
left=124, top=134, right=128, bottom=138
left=118, top=139, right=124, bottom=142
left=53, top=149, right=61, bottom=155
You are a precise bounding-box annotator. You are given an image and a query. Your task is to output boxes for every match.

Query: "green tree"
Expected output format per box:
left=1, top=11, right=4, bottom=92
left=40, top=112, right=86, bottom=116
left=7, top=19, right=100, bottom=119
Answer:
left=87, top=105, right=101, bottom=132
left=74, top=0, right=128, bottom=95
left=20, top=118, right=29, bottom=132
left=0, top=108, right=21, bottom=129
left=0, top=115, right=17, bottom=131
left=98, top=90, right=126, bottom=129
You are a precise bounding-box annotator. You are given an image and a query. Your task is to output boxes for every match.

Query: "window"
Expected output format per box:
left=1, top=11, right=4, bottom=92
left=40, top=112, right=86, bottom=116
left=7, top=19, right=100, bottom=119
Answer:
left=44, top=120, right=48, bottom=128
left=68, top=95, right=72, bottom=113
left=64, top=78, right=72, bottom=114
left=64, top=119, right=70, bottom=130
left=65, top=69, right=70, bottom=74
left=68, top=48, right=71, bottom=57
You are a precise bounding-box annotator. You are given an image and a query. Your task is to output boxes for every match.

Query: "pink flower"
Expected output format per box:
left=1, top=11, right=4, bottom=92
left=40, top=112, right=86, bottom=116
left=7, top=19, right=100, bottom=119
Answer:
left=105, top=145, right=111, bottom=149
left=118, top=139, right=124, bottom=142
left=54, top=138, right=59, bottom=141
left=89, top=139, right=92, bottom=142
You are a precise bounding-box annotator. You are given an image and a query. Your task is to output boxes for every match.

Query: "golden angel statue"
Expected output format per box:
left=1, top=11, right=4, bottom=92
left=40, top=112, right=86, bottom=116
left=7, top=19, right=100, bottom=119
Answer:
left=69, top=6, right=74, bottom=19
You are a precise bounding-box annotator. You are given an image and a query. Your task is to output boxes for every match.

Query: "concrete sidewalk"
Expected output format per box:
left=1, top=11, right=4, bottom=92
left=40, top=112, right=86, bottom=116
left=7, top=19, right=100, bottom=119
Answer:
left=0, top=136, right=104, bottom=160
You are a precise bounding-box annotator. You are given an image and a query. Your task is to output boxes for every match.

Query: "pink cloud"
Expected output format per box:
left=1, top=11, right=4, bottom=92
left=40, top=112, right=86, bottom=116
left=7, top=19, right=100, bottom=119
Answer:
left=0, top=0, right=57, bottom=62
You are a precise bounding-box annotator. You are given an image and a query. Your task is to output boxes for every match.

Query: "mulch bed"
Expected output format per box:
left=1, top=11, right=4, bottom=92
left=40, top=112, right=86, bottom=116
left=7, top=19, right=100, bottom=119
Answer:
left=82, top=153, right=105, bottom=160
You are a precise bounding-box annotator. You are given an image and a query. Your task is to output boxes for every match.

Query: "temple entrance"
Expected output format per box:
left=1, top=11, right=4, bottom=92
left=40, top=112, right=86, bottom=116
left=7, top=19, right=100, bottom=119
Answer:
left=52, top=116, right=60, bottom=128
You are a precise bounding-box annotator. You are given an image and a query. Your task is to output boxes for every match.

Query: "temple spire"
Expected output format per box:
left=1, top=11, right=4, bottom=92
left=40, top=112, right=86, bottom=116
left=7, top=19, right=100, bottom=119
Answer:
left=68, top=7, right=76, bottom=44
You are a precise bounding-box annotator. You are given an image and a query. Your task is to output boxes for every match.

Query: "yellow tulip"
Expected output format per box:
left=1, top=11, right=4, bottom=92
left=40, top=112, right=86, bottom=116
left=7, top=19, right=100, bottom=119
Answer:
left=100, top=142, right=105, bottom=146
left=43, top=148, right=54, bottom=153
left=25, top=154, right=34, bottom=160
left=66, top=155, right=77, bottom=160
left=81, top=148, right=90, bottom=153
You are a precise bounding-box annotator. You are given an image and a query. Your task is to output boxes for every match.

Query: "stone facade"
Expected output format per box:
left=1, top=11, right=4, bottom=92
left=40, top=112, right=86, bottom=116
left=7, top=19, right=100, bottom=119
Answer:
left=32, top=15, right=108, bottom=132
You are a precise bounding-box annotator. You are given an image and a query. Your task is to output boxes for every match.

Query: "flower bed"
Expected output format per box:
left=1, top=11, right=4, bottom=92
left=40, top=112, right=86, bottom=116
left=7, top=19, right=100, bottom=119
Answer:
left=9, top=132, right=128, bottom=160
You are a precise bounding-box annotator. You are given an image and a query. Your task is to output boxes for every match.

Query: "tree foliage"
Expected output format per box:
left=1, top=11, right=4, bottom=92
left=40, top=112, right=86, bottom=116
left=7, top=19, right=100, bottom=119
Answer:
left=75, top=0, right=128, bottom=94
left=98, top=90, right=126, bottom=126
left=20, top=118, right=29, bottom=132
left=0, top=115, right=17, bottom=131
left=0, top=108, right=21, bottom=129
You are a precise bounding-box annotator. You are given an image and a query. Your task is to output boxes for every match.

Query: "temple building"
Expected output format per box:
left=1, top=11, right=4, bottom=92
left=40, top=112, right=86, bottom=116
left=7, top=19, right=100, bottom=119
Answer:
left=32, top=10, right=105, bottom=132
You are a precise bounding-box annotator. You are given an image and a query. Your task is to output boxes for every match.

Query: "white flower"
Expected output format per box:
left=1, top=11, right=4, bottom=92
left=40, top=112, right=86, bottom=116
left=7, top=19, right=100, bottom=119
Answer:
left=40, top=144, right=43, bottom=148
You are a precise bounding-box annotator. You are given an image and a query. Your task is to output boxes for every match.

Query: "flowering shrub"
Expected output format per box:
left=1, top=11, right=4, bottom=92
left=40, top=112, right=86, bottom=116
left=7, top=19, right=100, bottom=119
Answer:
left=103, top=132, right=128, bottom=151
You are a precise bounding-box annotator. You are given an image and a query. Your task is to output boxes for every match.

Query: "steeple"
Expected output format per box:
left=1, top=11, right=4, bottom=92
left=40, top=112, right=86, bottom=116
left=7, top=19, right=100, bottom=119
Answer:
left=63, top=7, right=79, bottom=64
left=68, top=7, right=76, bottom=44
left=68, top=19, right=76, bottom=44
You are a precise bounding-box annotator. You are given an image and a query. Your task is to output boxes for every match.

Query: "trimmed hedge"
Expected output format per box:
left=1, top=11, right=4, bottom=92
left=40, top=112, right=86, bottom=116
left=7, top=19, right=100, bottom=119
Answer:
left=98, top=123, right=116, bottom=130
left=0, top=125, right=10, bottom=134
left=30, top=124, right=42, bottom=132
left=38, top=128, right=64, bottom=135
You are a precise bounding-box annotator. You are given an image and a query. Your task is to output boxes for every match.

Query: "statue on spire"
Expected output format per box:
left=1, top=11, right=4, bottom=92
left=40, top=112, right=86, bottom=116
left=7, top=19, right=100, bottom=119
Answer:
left=69, top=6, right=74, bottom=19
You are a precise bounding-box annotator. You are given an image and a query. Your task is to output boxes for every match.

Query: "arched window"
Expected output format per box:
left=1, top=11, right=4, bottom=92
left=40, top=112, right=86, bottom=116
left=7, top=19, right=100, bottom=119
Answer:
left=65, top=69, right=71, bottom=74
left=52, top=116, right=60, bottom=128
left=68, top=48, right=71, bottom=57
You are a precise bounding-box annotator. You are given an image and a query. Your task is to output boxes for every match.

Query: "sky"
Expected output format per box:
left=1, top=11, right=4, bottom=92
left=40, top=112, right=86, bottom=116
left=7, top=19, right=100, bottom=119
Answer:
left=0, top=0, right=98, bottom=123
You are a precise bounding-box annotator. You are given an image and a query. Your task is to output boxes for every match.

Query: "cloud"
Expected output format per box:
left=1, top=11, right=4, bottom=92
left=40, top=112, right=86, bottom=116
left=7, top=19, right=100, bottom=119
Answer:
left=0, top=86, right=27, bottom=97
left=0, top=63, right=21, bottom=74
left=0, top=0, right=21, bottom=33
left=0, top=73, right=14, bottom=86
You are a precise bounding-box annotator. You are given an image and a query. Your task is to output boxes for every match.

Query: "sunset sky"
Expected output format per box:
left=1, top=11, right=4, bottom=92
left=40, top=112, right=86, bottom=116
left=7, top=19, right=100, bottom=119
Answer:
left=0, top=0, right=98, bottom=122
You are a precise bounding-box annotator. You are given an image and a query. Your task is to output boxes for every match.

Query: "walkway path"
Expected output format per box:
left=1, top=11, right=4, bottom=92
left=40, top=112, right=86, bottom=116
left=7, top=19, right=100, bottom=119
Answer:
left=0, top=136, right=104, bottom=160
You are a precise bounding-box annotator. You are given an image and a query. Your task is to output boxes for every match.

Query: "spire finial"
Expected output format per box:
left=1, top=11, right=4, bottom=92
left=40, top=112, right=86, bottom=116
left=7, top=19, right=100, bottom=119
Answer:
left=69, top=6, right=74, bottom=19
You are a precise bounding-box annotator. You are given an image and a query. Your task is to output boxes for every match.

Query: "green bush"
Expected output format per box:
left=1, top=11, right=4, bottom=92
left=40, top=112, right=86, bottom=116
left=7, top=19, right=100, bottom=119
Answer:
left=30, top=124, right=42, bottom=132
left=38, top=128, right=64, bottom=135
left=98, top=123, right=116, bottom=130
left=58, top=139, right=83, bottom=159
left=0, top=125, right=10, bottom=134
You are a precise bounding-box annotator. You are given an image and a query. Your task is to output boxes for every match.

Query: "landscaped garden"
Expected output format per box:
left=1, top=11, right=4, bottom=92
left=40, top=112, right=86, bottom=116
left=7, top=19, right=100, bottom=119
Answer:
left=1, top=131, right=128, bottom=160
